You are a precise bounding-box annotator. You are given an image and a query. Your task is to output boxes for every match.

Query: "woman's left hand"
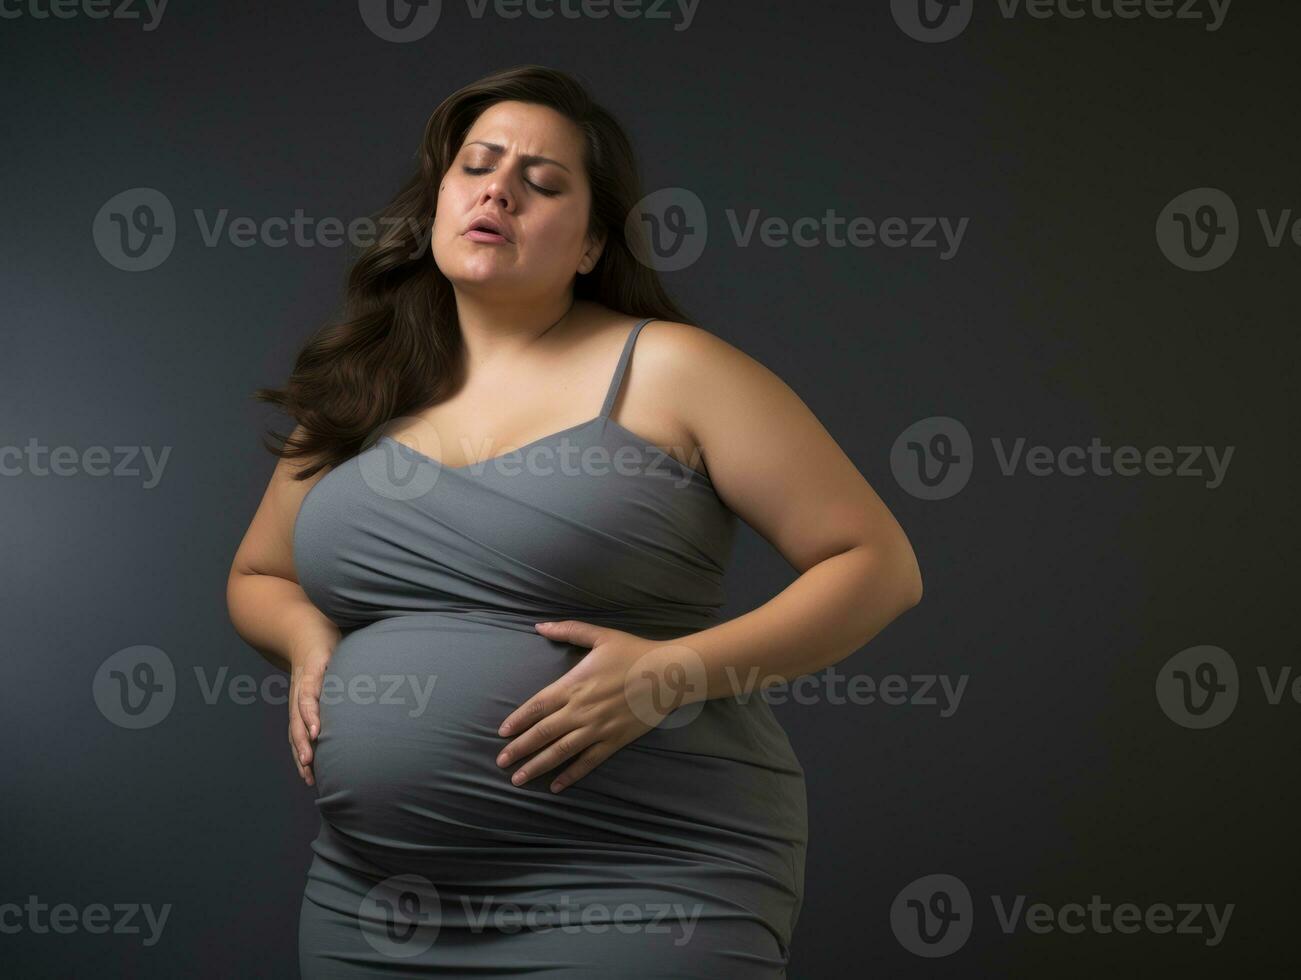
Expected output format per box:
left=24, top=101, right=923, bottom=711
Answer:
left=496, top=621, right=690, bottom=793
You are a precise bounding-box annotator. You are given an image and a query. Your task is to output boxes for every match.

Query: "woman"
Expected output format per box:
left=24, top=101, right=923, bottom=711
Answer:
left=227, top=65, right=922, bottom=978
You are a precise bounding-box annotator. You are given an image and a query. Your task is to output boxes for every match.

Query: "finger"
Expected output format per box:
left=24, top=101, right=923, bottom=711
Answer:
left=533, top=620, right=607, bottom=651
left=509, top=727, right=599, bottom=787
left=298, top=686, right=322, bottom=742
left=288, top=732, right=311, bottom=784
left=498, top=685, right=568, bottom=738
left=548, top=741, right=616, bottom=793
left=497, top=708, right=576, bottom=769
left=290, top=702, right=314, bottom=767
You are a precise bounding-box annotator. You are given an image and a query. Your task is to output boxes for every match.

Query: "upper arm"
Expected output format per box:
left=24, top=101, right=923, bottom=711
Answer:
left=228, top=425, right=331, bottom=585
left=660, top=323, right=920, bottom=581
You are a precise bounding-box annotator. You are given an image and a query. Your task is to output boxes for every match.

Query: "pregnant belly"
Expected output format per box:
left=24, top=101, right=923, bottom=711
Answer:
left=312, top=615, right=575, bottom=851
left=310, top=613, right=807, bottom=888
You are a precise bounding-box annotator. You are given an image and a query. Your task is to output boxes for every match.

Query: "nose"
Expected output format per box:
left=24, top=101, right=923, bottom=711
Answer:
left=477, top=173, right=516, bottom=212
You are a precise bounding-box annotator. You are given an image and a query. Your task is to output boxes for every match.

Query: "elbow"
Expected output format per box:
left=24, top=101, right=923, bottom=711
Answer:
left=904, top=567, right=923, bottom=609
left=893, top=538, right=924, bottom=611
left=849, top=534, right=922, bottom=615
left=225, top=565, right=250, bottom=628
left=898, top=564, right=923, bottom=612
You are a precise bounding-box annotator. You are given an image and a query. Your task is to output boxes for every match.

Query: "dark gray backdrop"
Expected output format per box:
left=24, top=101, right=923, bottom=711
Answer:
left=2, top=1, right=1295, bottom=976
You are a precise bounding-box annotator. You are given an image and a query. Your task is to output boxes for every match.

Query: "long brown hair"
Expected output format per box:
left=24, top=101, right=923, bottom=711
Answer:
left=253, top=64, right=693, bottom=480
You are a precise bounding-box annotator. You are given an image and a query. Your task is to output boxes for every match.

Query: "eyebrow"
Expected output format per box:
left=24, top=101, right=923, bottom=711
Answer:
left=465, top=140, right=571, bottom=173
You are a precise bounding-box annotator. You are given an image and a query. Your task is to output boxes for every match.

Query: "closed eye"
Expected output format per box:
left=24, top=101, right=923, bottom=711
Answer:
left=462, top=166, right=560, bottom=197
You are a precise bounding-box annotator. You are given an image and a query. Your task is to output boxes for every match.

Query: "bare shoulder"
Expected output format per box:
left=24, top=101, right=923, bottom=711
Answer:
left=632, top=318, right=796, bottom=437
left=637, top=317, right=775, bottom=375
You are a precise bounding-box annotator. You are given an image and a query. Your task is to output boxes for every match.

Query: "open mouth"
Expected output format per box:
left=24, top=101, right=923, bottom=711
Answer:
left=465, top=218, right=511, bottom=244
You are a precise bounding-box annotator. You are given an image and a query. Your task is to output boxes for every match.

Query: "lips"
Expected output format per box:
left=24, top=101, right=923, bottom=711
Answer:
left=465, top=214, right=512, bottom=243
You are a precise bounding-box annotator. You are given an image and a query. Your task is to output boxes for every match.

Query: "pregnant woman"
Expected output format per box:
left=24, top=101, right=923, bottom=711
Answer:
left=226, top=66, right=923, bottom=978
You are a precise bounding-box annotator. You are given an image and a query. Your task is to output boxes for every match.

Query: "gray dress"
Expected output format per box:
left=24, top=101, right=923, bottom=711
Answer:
left=293, top=317, right=807, bottom=977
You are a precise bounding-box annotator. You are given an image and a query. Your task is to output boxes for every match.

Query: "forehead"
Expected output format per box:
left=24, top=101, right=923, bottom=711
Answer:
left=462, top=101, right=584, bottom=162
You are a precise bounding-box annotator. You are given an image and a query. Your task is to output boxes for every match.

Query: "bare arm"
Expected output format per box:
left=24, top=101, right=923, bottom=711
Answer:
left=226, top=425, right=339, bottom=786
left=493, top=321, right=926, bottom=792
left=225, top=426, right=339, bottom=673
left=651, top=322, right=924, bottom=701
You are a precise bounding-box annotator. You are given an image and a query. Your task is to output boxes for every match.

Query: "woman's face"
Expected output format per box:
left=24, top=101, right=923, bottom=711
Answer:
left=432, top=100, right=604, bottom=296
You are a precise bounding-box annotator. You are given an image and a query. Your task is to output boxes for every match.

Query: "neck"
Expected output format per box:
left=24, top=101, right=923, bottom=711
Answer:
left=452, top=288, right=579, bottom=365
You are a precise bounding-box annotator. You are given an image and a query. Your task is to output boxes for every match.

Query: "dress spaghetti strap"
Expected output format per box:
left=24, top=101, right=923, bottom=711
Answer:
left=598, top=317, right=656, bottom=419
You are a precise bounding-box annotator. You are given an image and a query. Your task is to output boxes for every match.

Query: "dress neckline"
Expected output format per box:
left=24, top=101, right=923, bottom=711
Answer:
left=379, top=416, right=714, bottom=486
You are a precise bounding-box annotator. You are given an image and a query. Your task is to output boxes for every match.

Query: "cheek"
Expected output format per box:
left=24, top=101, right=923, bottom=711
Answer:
left=430, top=191, right=465, bottom=251
left=531, top=209, right=590, bottom=257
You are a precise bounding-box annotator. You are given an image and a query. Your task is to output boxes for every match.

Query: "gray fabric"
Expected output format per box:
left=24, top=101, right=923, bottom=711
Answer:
left=293, top=317, right=807, bottom=977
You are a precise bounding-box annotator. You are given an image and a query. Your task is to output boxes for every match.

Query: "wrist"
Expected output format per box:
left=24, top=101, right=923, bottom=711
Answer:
left=286, top=617, right=341, bottom=667
left=646, top=640, right=711, bottom=709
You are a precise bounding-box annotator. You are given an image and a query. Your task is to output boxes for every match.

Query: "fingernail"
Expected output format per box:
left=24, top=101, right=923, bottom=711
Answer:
left=550, top=781, right=564, bottom=793
left=534, top=622, right=553, bottom=628
left=496, top=753, right=508, bottom=766
left=511, top=771, right=526, bottom=785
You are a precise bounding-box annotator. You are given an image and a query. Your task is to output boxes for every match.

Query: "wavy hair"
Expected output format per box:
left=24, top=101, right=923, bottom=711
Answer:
left=253, top=64, right=693, bottom=479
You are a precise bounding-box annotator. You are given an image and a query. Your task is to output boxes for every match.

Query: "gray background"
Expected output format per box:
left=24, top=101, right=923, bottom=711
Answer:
left=2, top=0, right=1295, bottom=976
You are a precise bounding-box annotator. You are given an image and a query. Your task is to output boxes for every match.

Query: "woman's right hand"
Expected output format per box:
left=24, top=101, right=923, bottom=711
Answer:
left=289, top=639, right=336, bottom=787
